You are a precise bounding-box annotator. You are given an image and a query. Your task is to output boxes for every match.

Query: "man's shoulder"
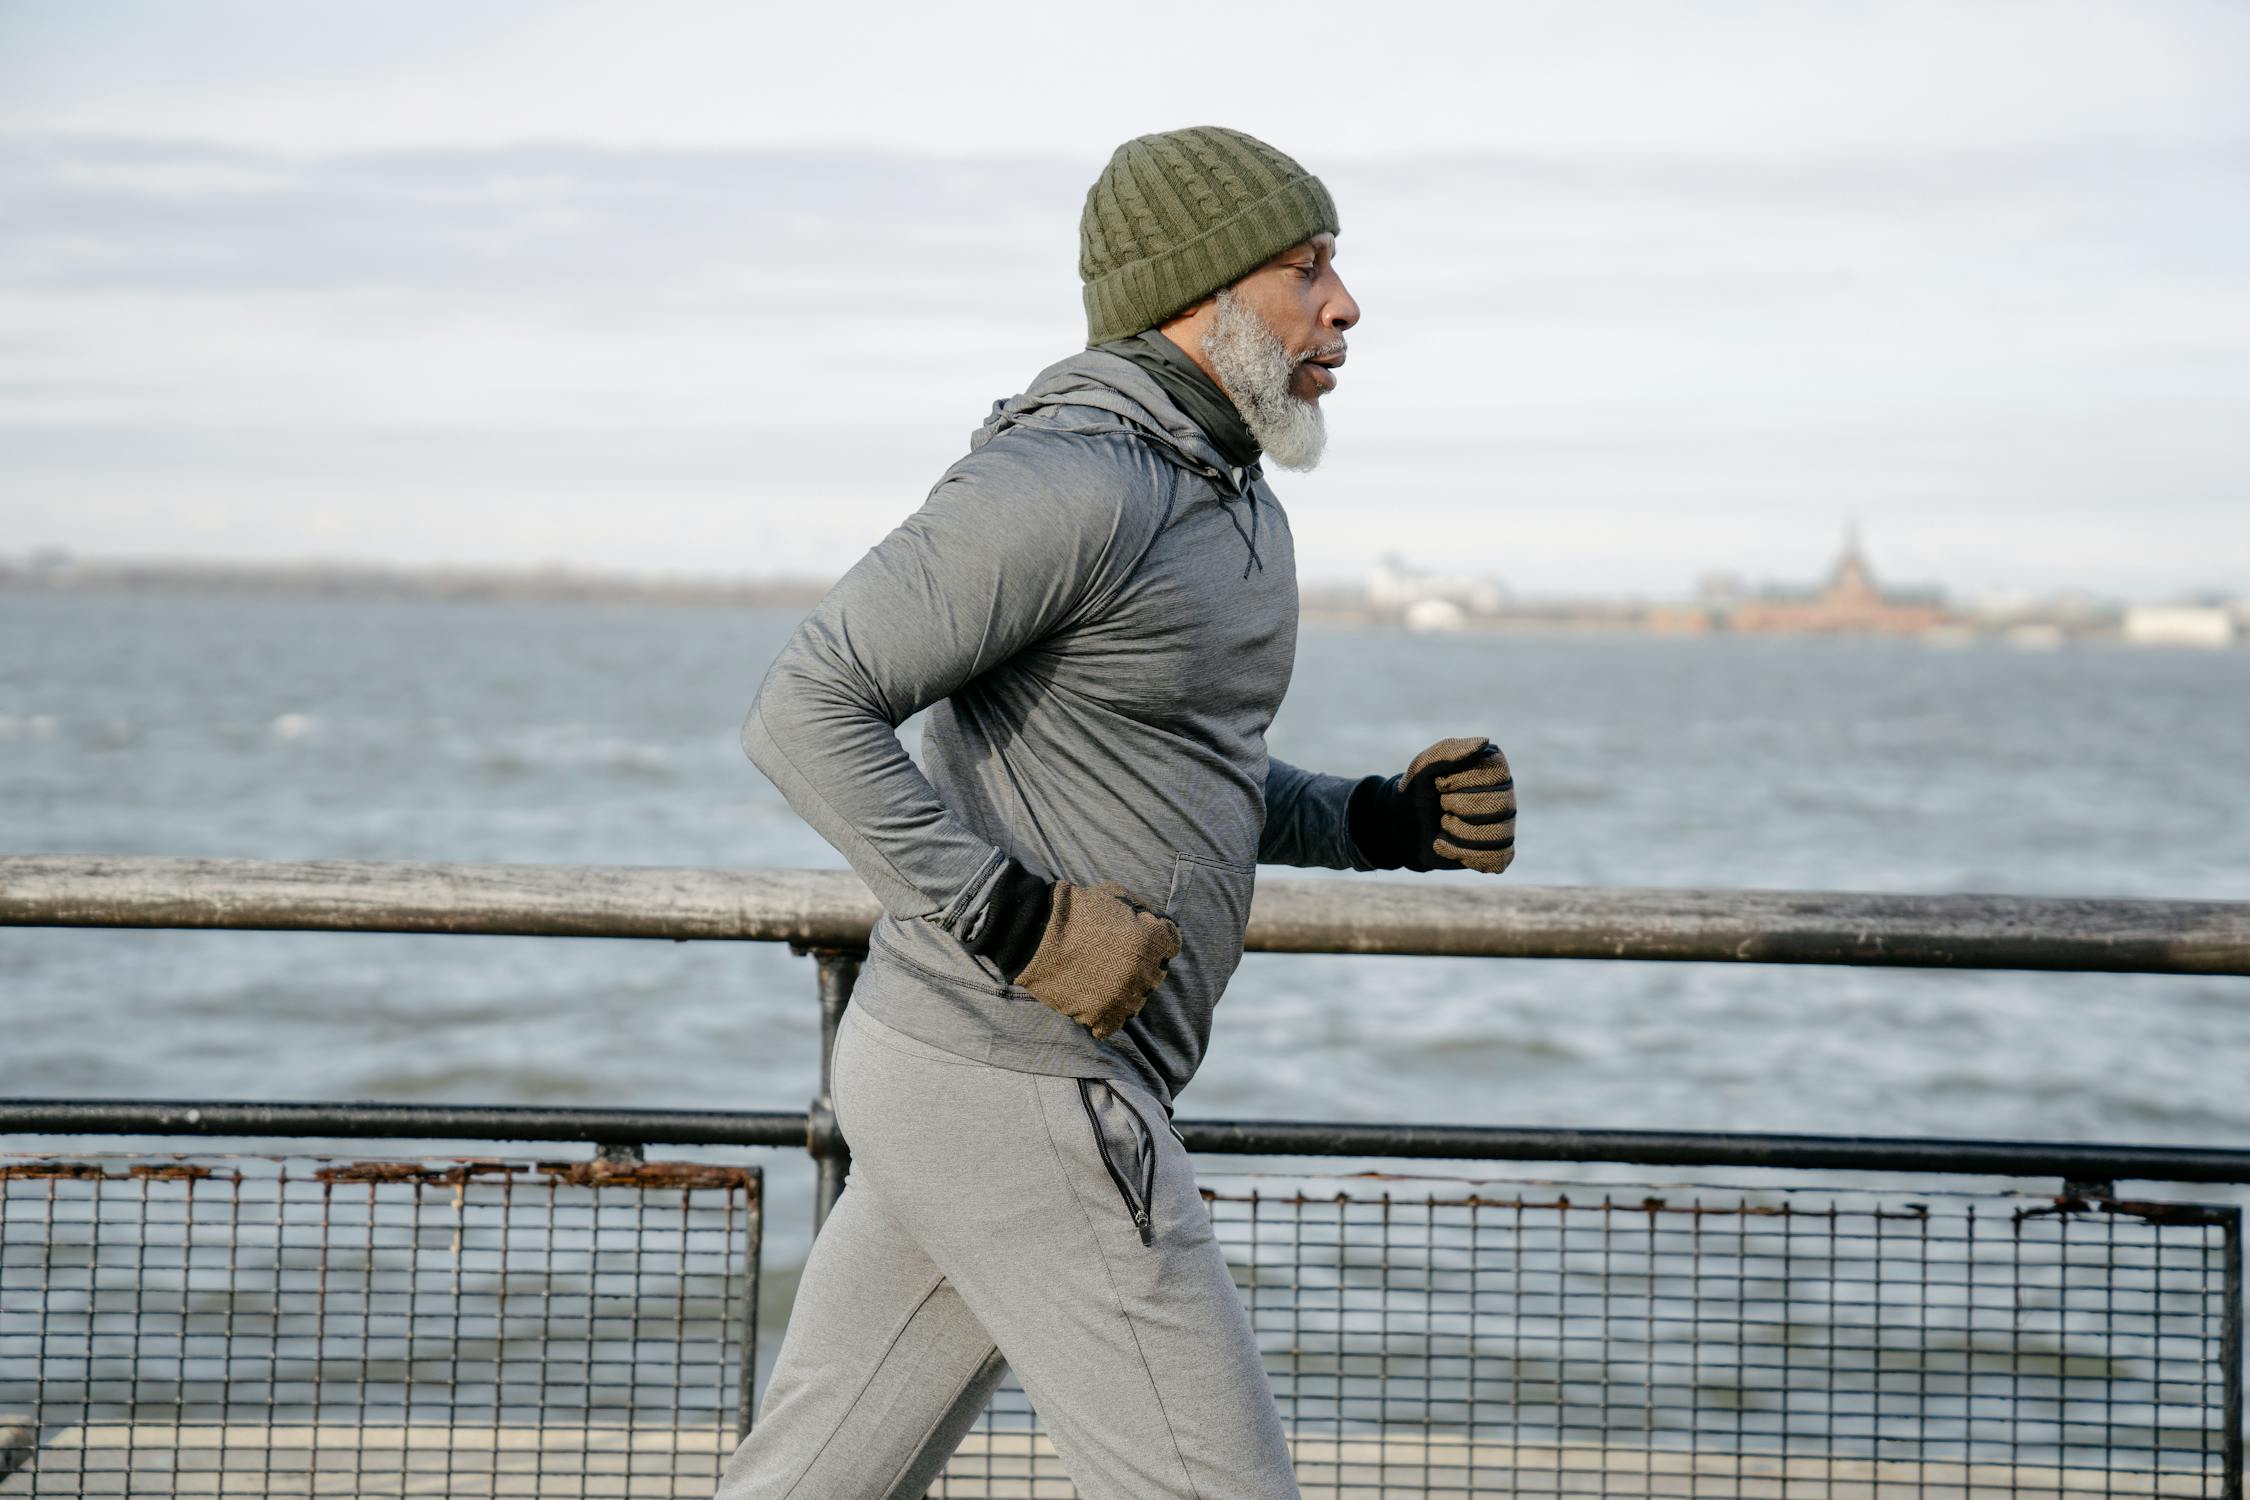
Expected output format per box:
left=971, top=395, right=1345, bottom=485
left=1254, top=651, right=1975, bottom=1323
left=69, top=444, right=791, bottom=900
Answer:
left=942, top=407, right=1184, bottom=518
left=970, top=409, right=1171, bottom=471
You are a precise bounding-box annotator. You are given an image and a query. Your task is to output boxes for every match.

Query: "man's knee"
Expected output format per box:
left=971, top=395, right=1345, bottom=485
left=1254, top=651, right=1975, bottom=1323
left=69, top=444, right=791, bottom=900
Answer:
left=714, top=1271, right=1002, bottom=1499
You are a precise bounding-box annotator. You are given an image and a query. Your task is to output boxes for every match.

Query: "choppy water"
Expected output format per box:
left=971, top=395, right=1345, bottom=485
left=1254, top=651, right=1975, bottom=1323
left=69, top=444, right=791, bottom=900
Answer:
left=3, top=591, right=2247, bottom=1330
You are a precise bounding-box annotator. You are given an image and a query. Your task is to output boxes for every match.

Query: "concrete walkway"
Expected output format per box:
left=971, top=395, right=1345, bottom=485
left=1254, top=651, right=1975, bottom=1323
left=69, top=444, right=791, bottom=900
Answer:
left=0, top=1421, right=2220, bottom=1497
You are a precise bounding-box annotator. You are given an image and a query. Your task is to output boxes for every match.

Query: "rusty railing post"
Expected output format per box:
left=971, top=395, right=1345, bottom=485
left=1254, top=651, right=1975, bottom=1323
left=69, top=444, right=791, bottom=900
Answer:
left=797, top=944, right=863, bottom=1234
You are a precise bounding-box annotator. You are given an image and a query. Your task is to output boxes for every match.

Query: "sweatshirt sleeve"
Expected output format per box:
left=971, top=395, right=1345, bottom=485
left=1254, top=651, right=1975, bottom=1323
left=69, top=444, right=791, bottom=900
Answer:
left=740, top=430, right=1144, bottom=927
left=1258, top=754, right=1384, bottom=870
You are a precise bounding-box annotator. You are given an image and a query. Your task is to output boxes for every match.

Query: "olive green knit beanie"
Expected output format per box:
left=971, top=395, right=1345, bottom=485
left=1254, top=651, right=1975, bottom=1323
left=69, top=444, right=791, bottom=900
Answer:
left=1079, top=126, right=1340, bottom=347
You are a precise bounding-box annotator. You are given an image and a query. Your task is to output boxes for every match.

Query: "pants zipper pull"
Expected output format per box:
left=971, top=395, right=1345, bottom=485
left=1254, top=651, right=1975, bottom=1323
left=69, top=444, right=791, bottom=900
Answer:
left=1123, top=1082, right=1156, bottom=1246
left=1079, top=1077, right=1157, bottom=1248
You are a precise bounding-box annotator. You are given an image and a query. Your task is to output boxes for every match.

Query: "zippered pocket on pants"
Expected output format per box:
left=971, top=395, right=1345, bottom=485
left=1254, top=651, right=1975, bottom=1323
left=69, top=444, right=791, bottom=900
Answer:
left=1076, top=1077, right=1156, bottom=1247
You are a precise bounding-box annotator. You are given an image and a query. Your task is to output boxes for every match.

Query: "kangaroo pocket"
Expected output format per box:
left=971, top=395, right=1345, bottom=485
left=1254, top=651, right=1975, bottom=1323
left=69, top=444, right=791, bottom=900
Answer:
left=1112, top=851, right=1257, bottom=1088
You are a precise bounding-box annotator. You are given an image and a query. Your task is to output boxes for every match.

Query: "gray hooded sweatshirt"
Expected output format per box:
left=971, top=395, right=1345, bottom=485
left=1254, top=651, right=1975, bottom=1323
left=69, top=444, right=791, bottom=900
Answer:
left=740, top=347, right=1380, bottom=1112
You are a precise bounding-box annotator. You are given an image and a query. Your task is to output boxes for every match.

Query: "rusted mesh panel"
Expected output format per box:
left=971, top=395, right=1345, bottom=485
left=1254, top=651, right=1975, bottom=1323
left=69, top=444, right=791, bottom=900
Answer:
left=0, top=1153, right=758, bottom=1498
left=933, top=1173, right=2239, bottom=1499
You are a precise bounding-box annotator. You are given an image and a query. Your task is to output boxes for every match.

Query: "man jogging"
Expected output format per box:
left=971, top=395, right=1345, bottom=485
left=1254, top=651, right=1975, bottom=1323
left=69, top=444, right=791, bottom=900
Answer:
left=715, top=125, right=1517, bottom=1500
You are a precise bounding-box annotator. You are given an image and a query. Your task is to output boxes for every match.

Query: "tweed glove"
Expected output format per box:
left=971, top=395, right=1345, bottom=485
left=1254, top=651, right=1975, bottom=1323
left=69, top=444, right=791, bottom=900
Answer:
left=964, top=860, right=1181, bottom=1040
left=1347, top=735, right=1517, bottom=873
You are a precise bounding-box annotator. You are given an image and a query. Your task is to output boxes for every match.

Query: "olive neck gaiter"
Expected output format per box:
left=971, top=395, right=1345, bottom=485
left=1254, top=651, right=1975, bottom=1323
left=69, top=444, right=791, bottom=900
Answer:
left=1094, top=328, right=1262, bottom=471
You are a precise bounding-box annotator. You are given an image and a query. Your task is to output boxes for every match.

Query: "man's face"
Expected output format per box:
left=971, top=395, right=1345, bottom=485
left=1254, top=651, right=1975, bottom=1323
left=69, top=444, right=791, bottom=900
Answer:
left=1224, top=232, right=1358, bottom=403
left=1153, top=230, right=1360, bottom=471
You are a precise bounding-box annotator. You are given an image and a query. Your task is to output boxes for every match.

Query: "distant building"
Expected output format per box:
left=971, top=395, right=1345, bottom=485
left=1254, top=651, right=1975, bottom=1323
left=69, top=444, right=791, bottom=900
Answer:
left=1402, top=597, right=1469, bottom=633
left=1643, top=604, right=1717, bottom=635
left=2122, top=605, right=2238, bottom=648
left=1720, top=525, right=1951, bottom=636
left=1369, top=552, right=1507, bottom=617
left=1693, top=571, right=1748, bottom=603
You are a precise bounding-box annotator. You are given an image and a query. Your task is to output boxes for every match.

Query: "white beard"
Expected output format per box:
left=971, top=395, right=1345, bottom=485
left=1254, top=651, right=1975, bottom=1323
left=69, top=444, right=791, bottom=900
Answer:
left=1202, top=287, right=1329, bottom=471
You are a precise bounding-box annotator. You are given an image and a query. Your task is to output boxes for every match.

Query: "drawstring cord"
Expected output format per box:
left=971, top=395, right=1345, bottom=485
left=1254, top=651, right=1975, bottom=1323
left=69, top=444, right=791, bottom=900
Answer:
left=1221, top=473, right=1265, bottom=579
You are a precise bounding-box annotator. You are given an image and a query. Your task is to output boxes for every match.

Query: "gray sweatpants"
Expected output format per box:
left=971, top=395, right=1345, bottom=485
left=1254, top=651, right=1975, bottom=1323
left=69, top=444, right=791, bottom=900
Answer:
left=711, top=1001, right=1301, bottom=1499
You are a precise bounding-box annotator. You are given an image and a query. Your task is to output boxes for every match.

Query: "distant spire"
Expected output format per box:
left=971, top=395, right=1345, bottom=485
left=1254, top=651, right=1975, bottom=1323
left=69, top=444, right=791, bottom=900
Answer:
left=1824, top=516, right=1878, bottom=603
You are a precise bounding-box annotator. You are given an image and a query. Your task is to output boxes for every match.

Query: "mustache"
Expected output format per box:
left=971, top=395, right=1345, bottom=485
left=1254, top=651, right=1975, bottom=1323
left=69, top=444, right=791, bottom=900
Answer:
left=1294, top=337, right=1348, bottom=366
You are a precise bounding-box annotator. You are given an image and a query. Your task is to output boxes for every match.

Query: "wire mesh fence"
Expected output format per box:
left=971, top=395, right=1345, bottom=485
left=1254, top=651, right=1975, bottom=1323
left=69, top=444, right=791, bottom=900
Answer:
left=0, top=1152, right=760, bottom=1497
left=2, top=1150, right=2241, bottom=1498
left=933, top=1170, right=2243, bottom=1499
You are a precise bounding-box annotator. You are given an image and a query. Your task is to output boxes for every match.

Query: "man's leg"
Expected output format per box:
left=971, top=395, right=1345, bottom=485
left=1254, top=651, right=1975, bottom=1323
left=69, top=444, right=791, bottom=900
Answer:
left=710, top=1167, right=1011, bottom=1499
left=837, top=1004, right=1300, bottom=1500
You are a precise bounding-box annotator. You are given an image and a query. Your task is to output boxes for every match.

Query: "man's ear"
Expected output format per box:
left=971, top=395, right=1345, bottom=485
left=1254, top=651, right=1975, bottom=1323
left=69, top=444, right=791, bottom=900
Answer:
left=1155, top=293, right=1218, bottom=340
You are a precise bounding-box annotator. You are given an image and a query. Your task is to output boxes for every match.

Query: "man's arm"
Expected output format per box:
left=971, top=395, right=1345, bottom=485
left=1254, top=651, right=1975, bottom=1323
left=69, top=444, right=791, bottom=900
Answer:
left=741, top=432, right=1147, bottom=937
left=1262, top=740, right=1519, bottom=874
left=1258, top=754, right=1385, bottom=870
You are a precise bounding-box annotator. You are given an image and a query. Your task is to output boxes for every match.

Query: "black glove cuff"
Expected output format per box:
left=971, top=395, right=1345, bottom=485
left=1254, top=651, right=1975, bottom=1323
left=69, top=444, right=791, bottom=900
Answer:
left=962, top=856, right=1056, bottom=979
left=1345, top=773, right=1409, bottom=870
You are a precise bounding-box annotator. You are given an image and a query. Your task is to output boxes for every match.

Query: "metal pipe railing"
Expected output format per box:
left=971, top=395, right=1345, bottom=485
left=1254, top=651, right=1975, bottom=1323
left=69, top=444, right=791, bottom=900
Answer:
left=8, top=1099, right=2250, bottom=1187
left=6, top=853, right=2249, bottom=973
left=8, top=852, right=2246, bottom=1493
left=9, top=853, right=2248, bottom=1253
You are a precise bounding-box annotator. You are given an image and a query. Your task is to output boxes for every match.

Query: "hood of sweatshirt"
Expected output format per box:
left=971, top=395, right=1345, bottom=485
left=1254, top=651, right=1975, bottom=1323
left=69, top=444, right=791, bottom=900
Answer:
left=970, top=349, right=1271, bottom=579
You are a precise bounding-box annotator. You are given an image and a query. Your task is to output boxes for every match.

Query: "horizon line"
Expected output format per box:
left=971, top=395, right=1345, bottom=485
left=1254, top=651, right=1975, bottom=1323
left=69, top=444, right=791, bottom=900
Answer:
left=3, top=547, right=2230, bottom=610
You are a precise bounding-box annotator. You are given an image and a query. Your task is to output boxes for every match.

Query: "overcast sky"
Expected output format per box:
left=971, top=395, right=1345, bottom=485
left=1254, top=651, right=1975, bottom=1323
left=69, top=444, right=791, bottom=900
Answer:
left=3, top=0, right=2245, bottom=598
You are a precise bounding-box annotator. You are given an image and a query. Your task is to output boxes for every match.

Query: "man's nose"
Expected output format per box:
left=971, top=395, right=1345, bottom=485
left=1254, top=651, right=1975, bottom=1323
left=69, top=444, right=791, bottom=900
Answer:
left=1327, top=276, right=1360, bottom=333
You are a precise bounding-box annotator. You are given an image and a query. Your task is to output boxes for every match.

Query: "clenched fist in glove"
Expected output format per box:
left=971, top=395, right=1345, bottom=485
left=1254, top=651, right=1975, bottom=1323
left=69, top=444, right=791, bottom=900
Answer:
left=1347, top=735, right=1517, bottom=873
left=962, top=858, right=1182, bottom=1040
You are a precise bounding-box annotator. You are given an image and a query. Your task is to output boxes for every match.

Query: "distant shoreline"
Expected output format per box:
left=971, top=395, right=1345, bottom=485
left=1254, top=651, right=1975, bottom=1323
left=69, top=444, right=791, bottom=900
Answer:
left=0, top=555, right=1721, bottom=631
left=0, top=554, right=1376, bottom=618
left=6, top=554, right=2241, bottom=646
left=0, top=555, right=838, bottom=609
